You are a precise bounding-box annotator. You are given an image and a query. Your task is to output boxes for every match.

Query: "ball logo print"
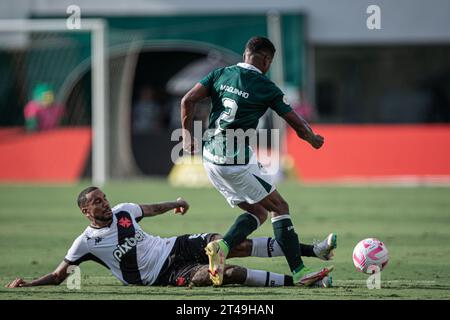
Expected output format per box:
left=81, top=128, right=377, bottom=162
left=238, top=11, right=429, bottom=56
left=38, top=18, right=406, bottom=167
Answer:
left=352, top=238, right=389, bottom=274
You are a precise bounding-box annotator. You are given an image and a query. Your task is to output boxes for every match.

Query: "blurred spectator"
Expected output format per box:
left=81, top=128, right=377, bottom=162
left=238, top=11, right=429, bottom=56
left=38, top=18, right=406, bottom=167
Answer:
left=23, top=83, right=65, bottom=132
left=132, top=85, right=164, bottom=134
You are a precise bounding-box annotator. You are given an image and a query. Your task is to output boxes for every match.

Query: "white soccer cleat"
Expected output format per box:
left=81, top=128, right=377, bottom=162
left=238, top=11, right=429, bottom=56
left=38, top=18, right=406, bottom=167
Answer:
left=205, top=240, right=226, bottom=286
left=313, top=233, right=337, bottom=261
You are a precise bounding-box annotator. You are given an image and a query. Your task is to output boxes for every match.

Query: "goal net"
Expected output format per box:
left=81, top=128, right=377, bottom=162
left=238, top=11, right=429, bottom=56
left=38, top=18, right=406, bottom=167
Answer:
left=0, top=19, right=108, bottom=185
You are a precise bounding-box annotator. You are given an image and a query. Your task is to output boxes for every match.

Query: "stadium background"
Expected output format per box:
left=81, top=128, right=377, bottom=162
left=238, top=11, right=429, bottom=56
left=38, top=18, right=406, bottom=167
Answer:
left=0, top=0, right=449, bottom=300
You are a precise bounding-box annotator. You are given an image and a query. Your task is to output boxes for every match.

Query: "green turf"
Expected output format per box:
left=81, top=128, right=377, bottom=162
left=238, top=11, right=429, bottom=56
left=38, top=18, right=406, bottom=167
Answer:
left=0, top=180, right=449, bottom=300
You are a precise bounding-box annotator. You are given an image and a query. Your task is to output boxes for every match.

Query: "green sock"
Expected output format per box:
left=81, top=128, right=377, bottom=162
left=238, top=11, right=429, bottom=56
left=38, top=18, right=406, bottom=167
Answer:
left=292, top=266, right=312, bottom=283
left=223, top=212, right=259, bottom=253
left=216, top=239, right=230, bottom=257
left=272, top=215, right=304, bottom=273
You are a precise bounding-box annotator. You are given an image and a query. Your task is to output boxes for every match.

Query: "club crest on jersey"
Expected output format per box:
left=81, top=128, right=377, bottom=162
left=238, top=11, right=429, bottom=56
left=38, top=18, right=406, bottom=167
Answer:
left=113, top=230, right=145, bottom=262
left=118, top=217, right=132, bottom=228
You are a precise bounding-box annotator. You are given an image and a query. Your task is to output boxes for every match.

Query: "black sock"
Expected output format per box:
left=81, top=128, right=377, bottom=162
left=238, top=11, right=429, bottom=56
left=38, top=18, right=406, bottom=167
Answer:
left=223, top=212, right=259, bottom=250
left=272, top=215, right=304, bottom=273
left=284, top=275, right=294, bottom=286
left=299, top=244, right=315, bottom=257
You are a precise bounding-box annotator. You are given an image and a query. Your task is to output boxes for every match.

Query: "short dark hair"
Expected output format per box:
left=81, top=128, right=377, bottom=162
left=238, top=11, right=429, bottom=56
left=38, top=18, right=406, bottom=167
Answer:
left=245, top=36, right=276, bottom=57
left=77, top=186, right=99, bottom=208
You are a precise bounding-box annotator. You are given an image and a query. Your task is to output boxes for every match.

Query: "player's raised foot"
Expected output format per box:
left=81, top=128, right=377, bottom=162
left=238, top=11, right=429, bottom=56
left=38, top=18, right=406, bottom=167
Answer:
left=310, top=276, right=333, bottom=288
left=205, top=240, right=227, bottom=286
left=313, top=233, right=337, bottom=261
left=293, top=265, right=334, bottom=286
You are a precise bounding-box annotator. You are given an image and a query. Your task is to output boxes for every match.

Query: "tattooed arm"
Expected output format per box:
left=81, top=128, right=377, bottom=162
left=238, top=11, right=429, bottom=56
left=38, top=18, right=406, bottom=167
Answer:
left=139, top=198, right=189, bottom=217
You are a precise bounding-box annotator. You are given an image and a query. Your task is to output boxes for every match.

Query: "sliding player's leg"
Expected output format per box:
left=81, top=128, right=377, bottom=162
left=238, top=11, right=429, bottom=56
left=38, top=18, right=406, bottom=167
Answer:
left=246, top=233, right=337, bottom=261
left=190, top=264, right=332, bottom=287
left=215, top=233, right=337, bottom=260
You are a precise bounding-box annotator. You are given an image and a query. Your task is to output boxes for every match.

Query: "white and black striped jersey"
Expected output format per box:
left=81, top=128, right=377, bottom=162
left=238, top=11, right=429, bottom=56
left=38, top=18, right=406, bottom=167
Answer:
left=64, top=203, right=177, bottom=285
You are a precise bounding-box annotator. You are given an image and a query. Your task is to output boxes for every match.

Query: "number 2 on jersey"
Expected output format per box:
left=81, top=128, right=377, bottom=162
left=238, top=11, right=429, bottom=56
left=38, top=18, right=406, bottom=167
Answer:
left=215, top=98, right=238, bottom=134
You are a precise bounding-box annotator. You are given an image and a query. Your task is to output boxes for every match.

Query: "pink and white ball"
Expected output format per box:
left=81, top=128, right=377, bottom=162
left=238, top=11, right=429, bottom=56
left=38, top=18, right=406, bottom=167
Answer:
left=352, top=238, right=389, bottom=274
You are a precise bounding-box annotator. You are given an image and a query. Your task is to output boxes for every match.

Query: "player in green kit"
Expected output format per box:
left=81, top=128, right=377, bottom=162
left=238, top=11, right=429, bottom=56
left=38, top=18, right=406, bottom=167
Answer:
left=181, top=36, right=336, bottom=286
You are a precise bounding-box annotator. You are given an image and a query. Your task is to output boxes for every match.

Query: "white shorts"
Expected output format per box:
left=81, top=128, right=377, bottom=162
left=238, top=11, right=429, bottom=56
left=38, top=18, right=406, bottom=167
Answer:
left=203, top=157, right=276, bottom=207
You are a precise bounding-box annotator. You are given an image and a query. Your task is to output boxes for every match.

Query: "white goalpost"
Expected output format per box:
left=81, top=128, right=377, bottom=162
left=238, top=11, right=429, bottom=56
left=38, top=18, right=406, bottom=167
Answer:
left=0, top=19, right=109, bottom=185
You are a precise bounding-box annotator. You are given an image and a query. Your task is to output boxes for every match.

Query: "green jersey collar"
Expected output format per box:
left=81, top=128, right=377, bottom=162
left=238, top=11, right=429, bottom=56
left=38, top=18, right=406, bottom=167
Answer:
left=237, top=62, right=262, bottom=74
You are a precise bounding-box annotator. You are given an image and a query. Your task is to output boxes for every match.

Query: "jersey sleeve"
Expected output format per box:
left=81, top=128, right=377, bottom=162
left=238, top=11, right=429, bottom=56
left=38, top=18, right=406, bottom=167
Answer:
left=269, top=86, right=293, bottom=117
left=64, top=235, right=90, bottom=265
left=199, top=68, right=221, bottom=93
left=112, top=203, right=144, bottom=221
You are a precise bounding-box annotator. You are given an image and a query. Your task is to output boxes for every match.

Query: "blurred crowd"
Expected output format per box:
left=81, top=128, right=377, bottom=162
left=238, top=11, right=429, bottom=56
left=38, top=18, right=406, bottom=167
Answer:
left=23, top=83, right=65, bottom=132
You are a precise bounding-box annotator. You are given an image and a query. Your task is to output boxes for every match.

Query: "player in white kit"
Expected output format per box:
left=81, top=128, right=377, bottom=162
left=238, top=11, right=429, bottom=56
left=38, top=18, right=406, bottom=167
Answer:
left=5, top=187, right=335, bottom=288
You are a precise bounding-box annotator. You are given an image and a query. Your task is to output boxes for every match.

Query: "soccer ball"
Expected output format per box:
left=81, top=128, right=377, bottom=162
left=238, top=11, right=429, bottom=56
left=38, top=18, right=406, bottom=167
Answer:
left=352, top=238, right=389, bottom=274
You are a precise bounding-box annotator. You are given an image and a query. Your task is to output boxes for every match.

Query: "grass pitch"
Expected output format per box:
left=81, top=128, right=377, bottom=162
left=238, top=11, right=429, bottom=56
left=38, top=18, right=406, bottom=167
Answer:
left=0, top=180, right=449, bottom=300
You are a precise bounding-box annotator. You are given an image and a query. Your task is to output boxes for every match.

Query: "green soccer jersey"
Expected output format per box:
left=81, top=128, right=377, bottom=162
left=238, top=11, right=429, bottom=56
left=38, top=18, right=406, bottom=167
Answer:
left=199, top=62, right=292, bottom=165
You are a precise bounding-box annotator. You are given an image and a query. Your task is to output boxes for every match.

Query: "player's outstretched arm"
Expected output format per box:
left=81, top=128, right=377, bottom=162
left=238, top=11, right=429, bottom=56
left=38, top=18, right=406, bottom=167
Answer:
left=282, top=110, right=324, bottom=149
left=181, top=83, right=209, bottom=153
left=5, top=260, right=70, bottom=288
left=139, top=197, right=189, bottom=218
